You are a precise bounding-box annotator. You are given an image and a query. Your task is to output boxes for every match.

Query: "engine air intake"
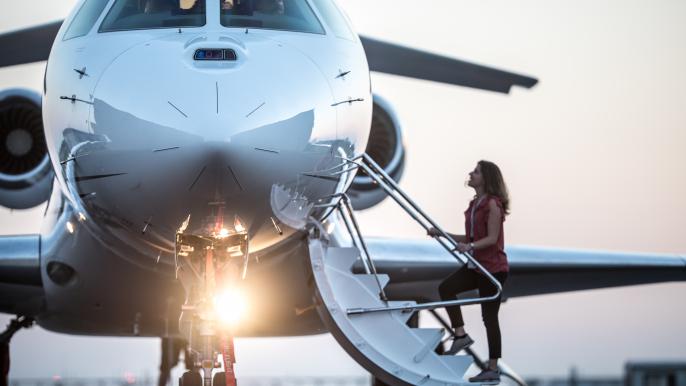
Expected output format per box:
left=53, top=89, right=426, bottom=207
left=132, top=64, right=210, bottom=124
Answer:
left=0, top=98, right=46, bottom=176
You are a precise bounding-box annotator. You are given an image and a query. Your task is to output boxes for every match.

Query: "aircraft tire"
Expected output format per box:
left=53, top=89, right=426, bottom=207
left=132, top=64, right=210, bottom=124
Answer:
left=212, top=371, right=226, bottom=386
left=179, top=371, right=202, bottom=386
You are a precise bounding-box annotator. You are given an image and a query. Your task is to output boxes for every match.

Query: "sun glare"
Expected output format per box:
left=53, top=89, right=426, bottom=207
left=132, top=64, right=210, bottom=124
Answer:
left=213, top=288, right=248, bottom=325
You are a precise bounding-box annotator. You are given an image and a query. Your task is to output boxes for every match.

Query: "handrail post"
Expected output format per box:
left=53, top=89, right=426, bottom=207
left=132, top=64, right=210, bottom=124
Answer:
left=337, top=204, right=371, bottom=274
left=340, top=195, right=389, bottom=303
left=324, top=192, right=388, bottom=303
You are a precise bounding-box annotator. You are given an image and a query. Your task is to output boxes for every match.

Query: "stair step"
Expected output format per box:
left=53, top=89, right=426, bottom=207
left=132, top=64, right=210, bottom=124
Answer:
left=440, top=355, right=473, bottom=379
left=324, top=247, right=359, bottom=272
left=310, top=241, right=474, bottom=385
left=411, top=328, right=444, bottom=346
left=354, top=274, right=390, bottom=298
left=413, top=328, right=445, bottom=363
left=324, top=269, right=387, bottom=309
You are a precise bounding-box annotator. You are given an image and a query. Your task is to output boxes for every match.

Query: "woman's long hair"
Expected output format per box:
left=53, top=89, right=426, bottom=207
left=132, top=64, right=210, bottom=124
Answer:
left=478, top=160, right=510, bottom=216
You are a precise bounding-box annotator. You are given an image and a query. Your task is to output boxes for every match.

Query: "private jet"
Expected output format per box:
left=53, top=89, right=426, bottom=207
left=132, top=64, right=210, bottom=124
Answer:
left=1, top=1, right=684, bottom=385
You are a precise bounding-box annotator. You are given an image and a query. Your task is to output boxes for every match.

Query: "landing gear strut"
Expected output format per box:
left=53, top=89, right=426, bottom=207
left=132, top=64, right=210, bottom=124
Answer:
left=1, top=316, right=34, bottom=386
left=158, top=337, right=187, bottom=386
left=175, top=212, right=249, bottom=386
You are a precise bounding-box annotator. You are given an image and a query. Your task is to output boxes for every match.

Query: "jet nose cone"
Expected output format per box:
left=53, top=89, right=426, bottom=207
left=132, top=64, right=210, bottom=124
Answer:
left=90, top=32, right=336, bottom=148
left=72, top=33, right=344, bottom=262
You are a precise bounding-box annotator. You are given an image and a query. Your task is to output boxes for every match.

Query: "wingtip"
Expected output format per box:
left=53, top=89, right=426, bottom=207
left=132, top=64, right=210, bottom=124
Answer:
left=510, top=75, right=539, bottom=92
left=361, top=34, right=540, bottom=94
left=525, top=77, right=540, bottom=89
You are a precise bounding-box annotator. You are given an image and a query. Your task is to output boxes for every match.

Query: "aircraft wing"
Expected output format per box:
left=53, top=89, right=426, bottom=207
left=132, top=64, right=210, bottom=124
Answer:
left=0, top=21, right=62, bottom=68
left=361, top=238, right=686, bottom=301
left=359, top=35, right=538, bottom=94
left=0, top=21, right=537, bottom=94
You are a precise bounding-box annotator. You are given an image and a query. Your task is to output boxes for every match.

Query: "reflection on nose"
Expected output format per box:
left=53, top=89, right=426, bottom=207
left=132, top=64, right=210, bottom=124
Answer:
left=71, top=32, right=346, bottom=258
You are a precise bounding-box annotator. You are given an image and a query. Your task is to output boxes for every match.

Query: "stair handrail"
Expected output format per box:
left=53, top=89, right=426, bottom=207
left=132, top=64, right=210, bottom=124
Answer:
left=337, top=154, right=503, bottom=316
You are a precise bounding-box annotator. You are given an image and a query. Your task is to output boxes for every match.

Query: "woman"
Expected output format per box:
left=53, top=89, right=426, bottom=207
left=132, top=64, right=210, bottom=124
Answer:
left=428, top=160, right=510, bottom=384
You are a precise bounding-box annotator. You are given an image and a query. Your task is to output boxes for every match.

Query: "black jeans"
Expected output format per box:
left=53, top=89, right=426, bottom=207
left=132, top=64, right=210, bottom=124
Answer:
left=438, top=267, right=508, bottom=359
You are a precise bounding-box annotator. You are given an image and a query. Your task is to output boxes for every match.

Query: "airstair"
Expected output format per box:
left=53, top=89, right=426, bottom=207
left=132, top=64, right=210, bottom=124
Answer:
left=306, top=154, right=505, bottom=386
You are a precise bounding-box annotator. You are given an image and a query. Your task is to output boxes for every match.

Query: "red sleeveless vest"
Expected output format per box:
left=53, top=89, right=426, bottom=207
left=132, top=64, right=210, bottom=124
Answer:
left=464, top=195, right=509, bottom=273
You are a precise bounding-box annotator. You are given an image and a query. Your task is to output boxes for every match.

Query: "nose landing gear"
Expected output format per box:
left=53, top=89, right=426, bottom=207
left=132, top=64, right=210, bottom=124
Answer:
left=1, top=316, right=34, bottom=386
left=175, top=218, right=249, bottom=386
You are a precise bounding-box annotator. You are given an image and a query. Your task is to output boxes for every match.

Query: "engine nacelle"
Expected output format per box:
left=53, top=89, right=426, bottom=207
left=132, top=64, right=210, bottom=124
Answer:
left=0, top=89, right=53, bottom=209
left=347, top=94, right=406, bottom=210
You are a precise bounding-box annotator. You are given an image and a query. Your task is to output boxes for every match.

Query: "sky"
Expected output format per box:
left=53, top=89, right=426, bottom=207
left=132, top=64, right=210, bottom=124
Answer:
left=1, top=0, right=685, bottom=380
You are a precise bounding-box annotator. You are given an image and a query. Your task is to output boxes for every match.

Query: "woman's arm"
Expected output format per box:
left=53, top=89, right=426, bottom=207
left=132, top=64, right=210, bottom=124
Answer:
left=471, top=199, right=502, bottom=250
left=446, top=233, right=468, bottom=243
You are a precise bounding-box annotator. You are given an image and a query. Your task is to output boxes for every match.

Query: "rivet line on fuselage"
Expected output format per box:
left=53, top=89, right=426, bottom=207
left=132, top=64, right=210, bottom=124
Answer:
left=153, top=146, right=181, bottom=153
left=245, top=102, right=266, bottom=118
left=227, top=166, right=244, bottom=192
left=167, top=101, right=188, bottom=118
left=253, top=147, right=279, bottom=154
left=74, top=172, right=127, bottom=182
left=188, top=166, right=207, bottom=191
left=331, top=97, right=365, bottom=107
left=336, top=70, right=351, bottom=79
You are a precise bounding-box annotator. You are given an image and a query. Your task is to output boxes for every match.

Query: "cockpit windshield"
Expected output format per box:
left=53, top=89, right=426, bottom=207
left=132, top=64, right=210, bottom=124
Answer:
left=100, top=0, right=206, bottom=32
left=220, top=0, right=324, bottom=35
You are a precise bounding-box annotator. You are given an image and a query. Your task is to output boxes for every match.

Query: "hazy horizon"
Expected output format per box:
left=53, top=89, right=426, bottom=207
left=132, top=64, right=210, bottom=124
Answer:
left=1, top=0, right=685, bottom=380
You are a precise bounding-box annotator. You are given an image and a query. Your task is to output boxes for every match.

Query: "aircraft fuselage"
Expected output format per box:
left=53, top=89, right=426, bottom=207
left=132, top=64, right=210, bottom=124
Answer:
left=36, top=0, right=372, bottom=337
